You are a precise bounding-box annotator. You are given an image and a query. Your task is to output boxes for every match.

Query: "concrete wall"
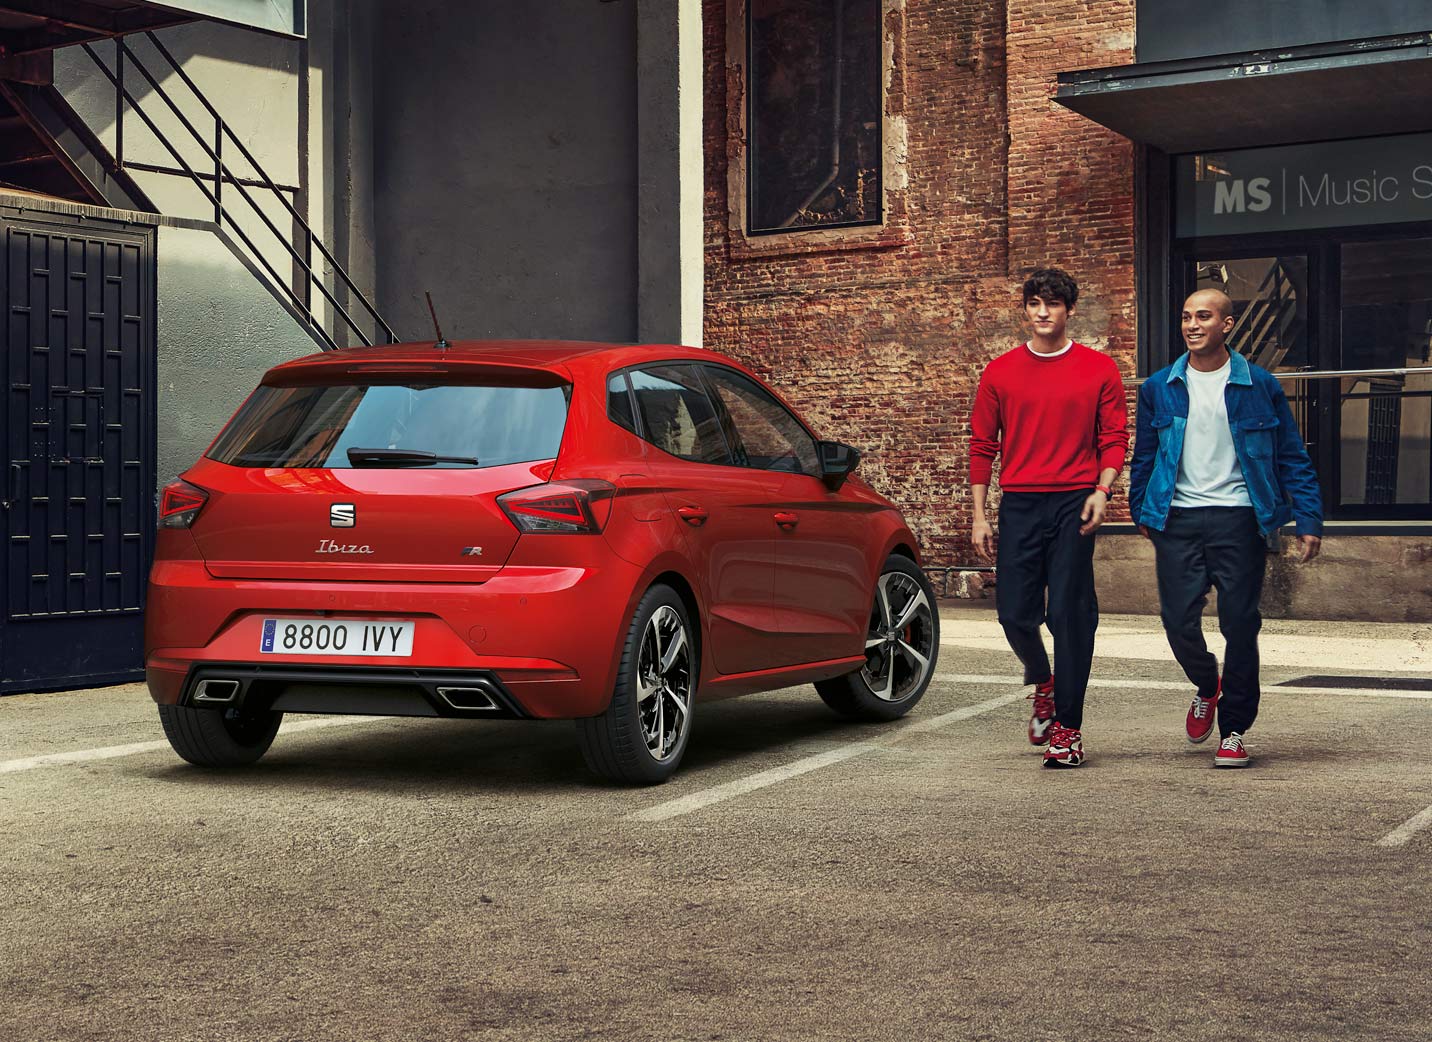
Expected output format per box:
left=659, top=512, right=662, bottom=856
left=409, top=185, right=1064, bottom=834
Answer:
left=1094, top=532, right=1432, bottom=623
left=155, top=222, right=323, bottom=482
left=370, top=0, right=640, bottom=344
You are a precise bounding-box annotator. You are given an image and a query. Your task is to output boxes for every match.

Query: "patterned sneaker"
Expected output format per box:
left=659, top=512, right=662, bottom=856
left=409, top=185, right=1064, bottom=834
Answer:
left=1027, top=677, right=1055, bottom=746
left=1185, top=678, right=1220, bottom=745
left=1214, top=732, right=1250, bottom=768
left=1042, top=724, right=1084, bottom=768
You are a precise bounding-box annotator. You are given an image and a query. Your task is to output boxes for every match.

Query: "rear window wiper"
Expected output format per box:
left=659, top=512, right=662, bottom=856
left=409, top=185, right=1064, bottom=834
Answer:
left=346, top=447, right=480, bottom=467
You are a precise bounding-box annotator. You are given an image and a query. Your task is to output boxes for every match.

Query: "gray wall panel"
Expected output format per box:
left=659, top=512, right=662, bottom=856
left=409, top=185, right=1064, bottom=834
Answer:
left=155, top=224, right=321, bottom=482
left=372, top=0, right=639, bottom=344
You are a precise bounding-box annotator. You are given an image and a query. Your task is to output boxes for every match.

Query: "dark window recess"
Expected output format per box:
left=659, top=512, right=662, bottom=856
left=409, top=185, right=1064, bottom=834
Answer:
left=747, top=0, right=882, bottom=235
left=208, top=383, right=570, bottom=469
left=629, top=366, right=733, bottom=465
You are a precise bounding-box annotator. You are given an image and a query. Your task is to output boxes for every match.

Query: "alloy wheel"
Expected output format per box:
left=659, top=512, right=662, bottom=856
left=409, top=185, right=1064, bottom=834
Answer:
left=861, top=570, right=936, bottom=702
left=636, top=605, right=692, bottom=759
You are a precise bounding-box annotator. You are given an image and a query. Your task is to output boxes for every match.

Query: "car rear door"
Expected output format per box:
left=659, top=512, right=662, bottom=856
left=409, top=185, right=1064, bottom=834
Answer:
left=626, top=364, right=786, bottom=675
left=699, top=365, right=871, bottom=666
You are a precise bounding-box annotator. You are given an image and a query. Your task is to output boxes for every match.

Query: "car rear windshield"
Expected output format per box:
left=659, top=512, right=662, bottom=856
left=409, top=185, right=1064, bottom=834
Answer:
left=207, top=381, right=570, bottom=469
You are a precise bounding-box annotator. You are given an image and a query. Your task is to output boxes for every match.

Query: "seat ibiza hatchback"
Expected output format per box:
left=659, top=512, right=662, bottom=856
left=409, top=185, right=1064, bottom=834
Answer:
left=147, top=341, right=940, bottom=782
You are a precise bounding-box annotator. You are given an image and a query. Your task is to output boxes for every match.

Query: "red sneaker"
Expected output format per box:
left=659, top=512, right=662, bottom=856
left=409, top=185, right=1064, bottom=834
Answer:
left=1214, top=732, right=1250, bottom=768
left=1185, top=678, right=1220, bottom=745
left=1042, top=724, right=1084, bottom=768
left=1027, top=677, right=1055, bottom=746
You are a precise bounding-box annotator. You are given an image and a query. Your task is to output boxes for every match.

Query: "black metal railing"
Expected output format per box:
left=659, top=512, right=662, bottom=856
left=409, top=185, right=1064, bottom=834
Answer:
left=80, top=32, right=395, bottom=352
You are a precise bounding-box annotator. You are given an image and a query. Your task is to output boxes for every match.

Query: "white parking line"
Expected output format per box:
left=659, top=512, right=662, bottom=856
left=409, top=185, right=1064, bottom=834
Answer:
left=1376, top=804, right=1432, bottom=848
left=941, top=674, right=1432, bottom=701
left=629, top=691, right=1025, bottom=822
left=0, top=715, right=384, bottom=775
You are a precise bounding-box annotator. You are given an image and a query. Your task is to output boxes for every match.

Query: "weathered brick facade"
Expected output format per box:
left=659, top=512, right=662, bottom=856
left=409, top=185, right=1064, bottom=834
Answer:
left=704, top=0, right=1137, bottom=567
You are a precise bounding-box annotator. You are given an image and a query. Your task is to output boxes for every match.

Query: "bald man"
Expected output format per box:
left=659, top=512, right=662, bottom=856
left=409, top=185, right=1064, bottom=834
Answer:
left=1128, top=288, right=1323, bottom=767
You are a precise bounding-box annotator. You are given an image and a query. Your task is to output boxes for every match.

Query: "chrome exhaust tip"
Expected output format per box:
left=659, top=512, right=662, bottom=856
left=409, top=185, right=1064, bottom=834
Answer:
left=435, top=685, right=499, bottom=712
left=192, top=678, right=240, bottom=705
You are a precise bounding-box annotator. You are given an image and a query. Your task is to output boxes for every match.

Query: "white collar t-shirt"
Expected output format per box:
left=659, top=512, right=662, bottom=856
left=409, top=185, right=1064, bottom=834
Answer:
left=1171, top=355, right=1252, bottom=508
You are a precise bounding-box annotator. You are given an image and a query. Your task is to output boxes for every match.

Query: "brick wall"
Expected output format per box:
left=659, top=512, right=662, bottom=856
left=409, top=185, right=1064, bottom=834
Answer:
left=704, top=0, right=1138, bottom=566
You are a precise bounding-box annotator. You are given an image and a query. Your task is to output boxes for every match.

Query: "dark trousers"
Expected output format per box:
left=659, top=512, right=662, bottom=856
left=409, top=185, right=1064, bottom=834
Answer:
left=995, top=490, right=1098, bottom=730
left=1149, top=506, right=1267, bottom=737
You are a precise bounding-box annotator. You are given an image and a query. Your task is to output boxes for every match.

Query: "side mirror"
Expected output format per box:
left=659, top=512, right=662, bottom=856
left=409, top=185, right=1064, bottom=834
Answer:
left=817, top=440, right=861, bottom=490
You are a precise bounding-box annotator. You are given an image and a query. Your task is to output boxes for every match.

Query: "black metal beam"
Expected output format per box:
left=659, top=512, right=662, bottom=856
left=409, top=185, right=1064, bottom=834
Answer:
left=1056, top=32, right=1432, bottom=153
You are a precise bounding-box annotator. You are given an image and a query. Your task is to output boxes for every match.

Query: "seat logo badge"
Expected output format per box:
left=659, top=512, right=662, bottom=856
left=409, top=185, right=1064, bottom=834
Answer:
left=331, top=503, right=356, bottom=528
left=461, top=547, right=484, bottom=557
left=316, top=538, right=373, bottom=555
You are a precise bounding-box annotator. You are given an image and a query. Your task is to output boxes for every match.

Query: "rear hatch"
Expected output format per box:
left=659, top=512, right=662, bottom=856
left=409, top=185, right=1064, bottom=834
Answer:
left=185, top=363, right=571, bottom=582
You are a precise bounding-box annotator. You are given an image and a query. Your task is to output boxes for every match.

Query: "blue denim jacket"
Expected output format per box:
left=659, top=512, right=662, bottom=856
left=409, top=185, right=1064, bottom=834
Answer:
left=1129, top=351, right=1324, bottom=537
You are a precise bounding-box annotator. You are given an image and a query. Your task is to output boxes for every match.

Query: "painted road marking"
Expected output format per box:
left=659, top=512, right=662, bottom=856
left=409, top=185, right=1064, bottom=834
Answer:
left=939, top=674, right=1432, bottom=701
left=0, top=715, right=384, bottom=775
left=629, top=691, right=1025, bottom=822
left=1376, top=804, right=1432, bottom=848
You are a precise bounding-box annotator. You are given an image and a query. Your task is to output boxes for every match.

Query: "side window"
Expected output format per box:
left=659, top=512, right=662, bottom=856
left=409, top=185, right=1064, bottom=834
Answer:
left=629, top=365, right=732, bottom=465
left=703, top=367, right=820, bottom=475
left=607, top=372, right=637, bottom=434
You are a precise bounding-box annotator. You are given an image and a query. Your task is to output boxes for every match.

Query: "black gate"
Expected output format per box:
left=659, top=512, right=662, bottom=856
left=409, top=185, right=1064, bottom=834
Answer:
left=1, top=212, right=155, bottom=694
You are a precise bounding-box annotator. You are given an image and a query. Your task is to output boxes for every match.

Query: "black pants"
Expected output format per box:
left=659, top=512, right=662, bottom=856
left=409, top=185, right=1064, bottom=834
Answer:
left=1149, top=506, right=1267, bottom=737
left=995, top=490, right=1098, bottom=730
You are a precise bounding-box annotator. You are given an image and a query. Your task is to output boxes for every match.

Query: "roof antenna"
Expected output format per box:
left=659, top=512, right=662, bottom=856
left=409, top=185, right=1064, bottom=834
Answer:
left=424, top=291, right=449, bottom=351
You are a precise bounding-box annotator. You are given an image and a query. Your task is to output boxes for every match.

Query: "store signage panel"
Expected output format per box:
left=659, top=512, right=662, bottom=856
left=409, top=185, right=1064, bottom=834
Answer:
left=152, top=0, right=305, bottom=37
left=1175, top=133, right=1432, bottom=237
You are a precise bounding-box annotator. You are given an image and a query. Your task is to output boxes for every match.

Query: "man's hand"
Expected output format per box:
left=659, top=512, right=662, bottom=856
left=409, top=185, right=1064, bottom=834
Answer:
left=1298, top=534, right=1321, bottom=563
left=972, top=518, right=995, bottom=561
left=1139, top=525, right=1151, bottom=540
left=1078, top=489, right=1109, bottom=536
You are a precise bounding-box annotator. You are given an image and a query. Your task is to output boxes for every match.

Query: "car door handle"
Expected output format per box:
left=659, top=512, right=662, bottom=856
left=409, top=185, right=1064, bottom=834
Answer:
left=773, top=511, right=799, bottom=529
left=677, top=506, right=708, bottom=527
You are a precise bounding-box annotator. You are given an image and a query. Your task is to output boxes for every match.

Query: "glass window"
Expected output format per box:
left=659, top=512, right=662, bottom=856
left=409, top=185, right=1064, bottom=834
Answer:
left=208, top=382, right=569, bottom=469
left=703, top=366, right=819, bottom=475
left=1191, top=255, right=1310, bottom=372
left=607, top=372, right=637, bottom=434
left=629, top=365, right=732, bottom=465
left=747, top=0, right=882, bottom=234
left=1337, top=239, right=1432, bottom=508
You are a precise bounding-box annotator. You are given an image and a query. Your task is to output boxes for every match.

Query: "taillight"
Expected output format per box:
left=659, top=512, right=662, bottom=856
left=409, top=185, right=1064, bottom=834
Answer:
left=498, top=480, right=616, bottom=534
left=159, top=479, right=209, bottom=528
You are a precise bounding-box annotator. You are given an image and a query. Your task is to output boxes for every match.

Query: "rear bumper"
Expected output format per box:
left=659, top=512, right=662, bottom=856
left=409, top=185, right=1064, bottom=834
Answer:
left=165, top=662, right=528, bottom=719
left=145, top=557, right=642, bottom=718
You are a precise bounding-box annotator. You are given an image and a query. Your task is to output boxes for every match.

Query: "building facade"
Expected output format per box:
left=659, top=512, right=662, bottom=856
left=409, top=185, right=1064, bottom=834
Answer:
left=703, top=0, right=1432, bottom=621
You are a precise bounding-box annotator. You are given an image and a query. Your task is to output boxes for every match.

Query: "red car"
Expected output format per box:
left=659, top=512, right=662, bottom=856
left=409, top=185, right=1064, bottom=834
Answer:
left=146, top=341, right=940, bottom=783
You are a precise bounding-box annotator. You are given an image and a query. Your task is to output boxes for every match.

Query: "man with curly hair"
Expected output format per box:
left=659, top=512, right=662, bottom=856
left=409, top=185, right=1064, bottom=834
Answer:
left=969, top=268, right=1129, bottom=767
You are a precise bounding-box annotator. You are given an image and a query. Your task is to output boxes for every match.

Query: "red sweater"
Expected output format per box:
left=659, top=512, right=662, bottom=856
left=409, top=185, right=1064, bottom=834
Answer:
left=969, top=342, right=1129, bottom=490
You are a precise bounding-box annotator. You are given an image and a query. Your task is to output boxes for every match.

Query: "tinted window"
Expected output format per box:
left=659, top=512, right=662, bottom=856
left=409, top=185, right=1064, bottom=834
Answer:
left=607, top=372, right=637, bottom=433
left=208, top=382, right=569, bottom=468
left=704, top=367, right=819, bottom=475
left=629, top=365, right=731, bottom=465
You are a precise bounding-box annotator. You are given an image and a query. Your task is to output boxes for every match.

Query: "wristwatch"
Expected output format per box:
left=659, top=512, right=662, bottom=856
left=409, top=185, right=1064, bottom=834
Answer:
left=1095, top=484, right=1115, bottom=498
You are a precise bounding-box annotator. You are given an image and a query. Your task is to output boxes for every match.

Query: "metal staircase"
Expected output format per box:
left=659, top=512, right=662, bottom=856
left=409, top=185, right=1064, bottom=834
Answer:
left=1227, top=259, right=1302, bottom=371
left=67, top=32, right=394, bottom=352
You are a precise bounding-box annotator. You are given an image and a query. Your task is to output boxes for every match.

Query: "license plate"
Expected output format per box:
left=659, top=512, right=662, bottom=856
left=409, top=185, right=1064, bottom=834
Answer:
left=260, top=619, right=414, bottom=657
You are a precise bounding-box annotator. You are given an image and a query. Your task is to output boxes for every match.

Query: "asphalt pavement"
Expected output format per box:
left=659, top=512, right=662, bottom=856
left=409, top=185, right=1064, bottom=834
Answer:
left=2, top=605, right=1429, bottom=1042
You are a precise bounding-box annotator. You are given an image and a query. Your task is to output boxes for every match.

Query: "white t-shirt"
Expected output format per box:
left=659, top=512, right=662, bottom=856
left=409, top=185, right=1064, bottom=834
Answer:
left=1171, top=357, right=1252, bottom=508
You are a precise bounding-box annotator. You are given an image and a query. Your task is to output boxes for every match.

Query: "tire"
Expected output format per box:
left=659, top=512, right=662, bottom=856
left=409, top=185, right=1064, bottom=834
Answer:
left=576, top=583, right=696, bottom=784
left=816, top=554, right=939, bottom=721
left=157, top=703, right=283, bottom=767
